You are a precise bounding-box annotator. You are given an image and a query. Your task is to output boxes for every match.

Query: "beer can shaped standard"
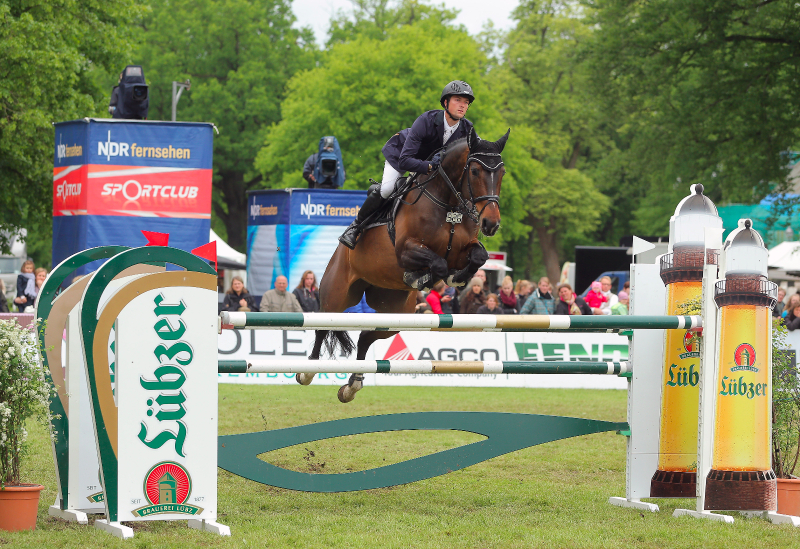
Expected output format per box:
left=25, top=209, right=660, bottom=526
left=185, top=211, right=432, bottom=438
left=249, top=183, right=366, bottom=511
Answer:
left=657, top=281, right=702, bottom=472
left=712, top=305, right=771, bottom=471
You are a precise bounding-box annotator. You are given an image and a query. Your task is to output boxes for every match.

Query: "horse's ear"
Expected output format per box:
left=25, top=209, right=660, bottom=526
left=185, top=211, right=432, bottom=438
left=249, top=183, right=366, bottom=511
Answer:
left=496, top=129, right=510, bottom=152
left=468, top=127, right=480, bottom=151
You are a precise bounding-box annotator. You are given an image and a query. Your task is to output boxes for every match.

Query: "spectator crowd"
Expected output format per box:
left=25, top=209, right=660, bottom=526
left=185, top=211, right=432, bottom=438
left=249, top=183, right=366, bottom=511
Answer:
left=220, top=269, right=631, bottom=317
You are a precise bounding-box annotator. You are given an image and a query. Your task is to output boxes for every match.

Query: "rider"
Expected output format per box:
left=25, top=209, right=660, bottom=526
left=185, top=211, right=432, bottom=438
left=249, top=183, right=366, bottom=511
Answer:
left=338, top=80, right=477, bottom=249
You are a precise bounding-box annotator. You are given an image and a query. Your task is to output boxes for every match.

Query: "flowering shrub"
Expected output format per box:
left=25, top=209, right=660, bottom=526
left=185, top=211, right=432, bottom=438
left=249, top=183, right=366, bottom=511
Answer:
left=0, top=319, right=51, bottom=487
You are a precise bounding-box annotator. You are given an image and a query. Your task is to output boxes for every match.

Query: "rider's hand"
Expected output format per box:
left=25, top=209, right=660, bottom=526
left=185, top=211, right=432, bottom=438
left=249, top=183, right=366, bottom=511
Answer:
left=430, top=152, right=443, bottom=172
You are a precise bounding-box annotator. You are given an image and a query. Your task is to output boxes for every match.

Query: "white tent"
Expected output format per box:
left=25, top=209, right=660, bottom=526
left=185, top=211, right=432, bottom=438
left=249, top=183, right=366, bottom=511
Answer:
left=768, top=241, right=800, bottom=271
left=210, top=229, right=246, bottom=269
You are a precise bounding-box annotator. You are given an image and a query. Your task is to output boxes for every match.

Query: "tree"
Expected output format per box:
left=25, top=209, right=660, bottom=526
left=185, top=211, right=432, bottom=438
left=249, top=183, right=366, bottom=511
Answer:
left=0, top=0, right=143, bottom=256
left=494, top=0, right=610, bottom=282
left=135, top=0, right=318, bottom=250
left=584, top=0, right=800, bottom=235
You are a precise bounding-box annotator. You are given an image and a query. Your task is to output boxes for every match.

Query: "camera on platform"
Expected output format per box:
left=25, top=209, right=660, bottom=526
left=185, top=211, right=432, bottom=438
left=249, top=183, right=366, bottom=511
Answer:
left=109, top=65, right=149, bottom=120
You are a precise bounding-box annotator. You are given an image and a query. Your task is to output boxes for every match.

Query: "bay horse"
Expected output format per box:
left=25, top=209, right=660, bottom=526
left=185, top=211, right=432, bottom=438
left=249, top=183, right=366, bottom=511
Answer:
left=300, top=128, right=509, bottom=402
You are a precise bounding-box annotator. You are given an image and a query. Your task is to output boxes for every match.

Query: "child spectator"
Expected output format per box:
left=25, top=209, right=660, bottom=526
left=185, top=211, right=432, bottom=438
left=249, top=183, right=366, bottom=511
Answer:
left=611, top=291, right=629, bottom=315
left=14, top=259, right=36, bottom=311
left=584, top=281, right=607, bottom=310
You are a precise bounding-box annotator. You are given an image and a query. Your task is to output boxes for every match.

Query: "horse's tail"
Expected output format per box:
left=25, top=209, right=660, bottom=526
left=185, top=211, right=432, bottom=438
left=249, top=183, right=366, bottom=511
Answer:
left=318, top=329, right=355, bottom=358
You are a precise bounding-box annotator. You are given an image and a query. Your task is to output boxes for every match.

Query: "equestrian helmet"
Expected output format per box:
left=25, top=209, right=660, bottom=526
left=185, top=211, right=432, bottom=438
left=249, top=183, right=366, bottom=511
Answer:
left=440, top=80, right=475, bottom=107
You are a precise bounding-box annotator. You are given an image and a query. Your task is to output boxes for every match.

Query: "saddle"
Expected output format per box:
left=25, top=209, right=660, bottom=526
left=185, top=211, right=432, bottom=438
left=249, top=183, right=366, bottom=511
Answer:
left=362, top=175, right=417, bottom=246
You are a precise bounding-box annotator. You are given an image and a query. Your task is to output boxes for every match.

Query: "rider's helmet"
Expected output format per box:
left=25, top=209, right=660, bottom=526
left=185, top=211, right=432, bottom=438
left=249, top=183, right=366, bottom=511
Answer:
left=440, top=80, right=475, bottom=107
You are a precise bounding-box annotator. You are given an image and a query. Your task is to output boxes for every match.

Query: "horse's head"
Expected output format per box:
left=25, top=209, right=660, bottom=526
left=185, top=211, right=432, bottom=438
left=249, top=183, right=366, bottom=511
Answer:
left=464, top=128, right=509, bottom=237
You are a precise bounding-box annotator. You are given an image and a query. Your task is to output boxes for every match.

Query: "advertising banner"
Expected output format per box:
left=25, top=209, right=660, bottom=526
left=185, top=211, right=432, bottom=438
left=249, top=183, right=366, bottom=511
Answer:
left=217, top=330, right=629, bottom=390
left=52, top=119, right=214, bottom=276
left=247, top=189, right=367, bottom=295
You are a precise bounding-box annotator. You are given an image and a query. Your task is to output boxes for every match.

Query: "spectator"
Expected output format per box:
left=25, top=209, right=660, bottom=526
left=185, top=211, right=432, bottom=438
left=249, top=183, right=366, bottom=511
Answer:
left=497, top=275, right=517, bottom=314
left=599, top=275, right=618, bottom=315
left=611, top=291, right=629, bottom=315
left=514, top=280, right=532, bottom=312
left=774, top=287, right=787, bottom=318
left=14, top=259, right=36, bottom=311
left=415, top=291, right=430, bottom=313
left=520, top=277, right=556, bottom=315
left=293, top=270, right=320, bottom=313
left=259, top=275, right=303, bottom=312
left=461, top=276, right=487, bottom=314
left=554, top=283, right=592, bottom=316
left=477, top=293, right=504, bottom=314
left=585, top=281, right=607, bottom=313
left=0, top=280, right=8, bottom=313
left=783, top=293, right=800, bottom=319
left=786, top=304, right=800, bottom=331
left=441, top=284, right=458, bottom=314
left=459, top=269, right=487, bottom=301
left=221, top=276, right=256, bottom=312
left=426, top=281, right=447, bottom=314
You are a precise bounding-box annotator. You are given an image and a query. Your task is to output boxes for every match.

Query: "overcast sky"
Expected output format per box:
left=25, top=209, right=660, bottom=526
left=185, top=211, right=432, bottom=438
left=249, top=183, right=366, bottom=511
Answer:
left=292, top=0, right=520, bottom=44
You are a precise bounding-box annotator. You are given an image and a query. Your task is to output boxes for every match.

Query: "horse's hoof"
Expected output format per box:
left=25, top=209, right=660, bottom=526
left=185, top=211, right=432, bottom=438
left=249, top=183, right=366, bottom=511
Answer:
left=446, top=274, right=466, bottom=287
left=338, top=384, right=356, bottom=403
left=296, top=373, right=314, bottom=386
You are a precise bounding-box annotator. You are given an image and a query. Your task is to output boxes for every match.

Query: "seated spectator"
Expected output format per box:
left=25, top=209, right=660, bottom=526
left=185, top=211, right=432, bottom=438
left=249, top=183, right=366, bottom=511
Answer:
left=514, top=280, right=532, bottom=312
left=426, top=281, right=446, bottom=314
left=773, top=287, right=787, bottom=318
left=415, top=290, right=430, bottom=313
left=554, top=283, right=592, bottom=316
left=0, top=280, right=8, bottom=313
left=520, top=277, right=556, bottom=315
left=783, top=293, right=800, bottom=319
left=293, top=270, right=320, bottom=313
left=259, top=275, right=303, bottom=312
left=498, top=276, right=517, bottom=314
left=221, top=276, right=256, bottom=312
left=599, top=275, right=618, bottom=315
left=459, top=269, right=487, bottom=301
left=786, top=304, right=800, bottom=331
left=584, top=281, right=607, bottom=312
left=14, top=259, right=36, bottom=311
left=477, top=293, right=504, bottom=314
left=461, top=277, right=487, bottom=314
left=611, top=291, right=629, bottom=315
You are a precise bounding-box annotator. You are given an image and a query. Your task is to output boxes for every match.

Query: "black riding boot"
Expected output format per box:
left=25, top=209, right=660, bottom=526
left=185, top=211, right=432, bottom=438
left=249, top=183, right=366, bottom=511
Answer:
left=339, top=184, right=386, bottom=249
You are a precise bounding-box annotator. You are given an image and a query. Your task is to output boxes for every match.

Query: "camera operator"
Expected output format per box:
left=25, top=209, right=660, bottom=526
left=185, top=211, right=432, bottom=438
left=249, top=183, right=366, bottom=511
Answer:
left=303, top=136, right=345, bottom=189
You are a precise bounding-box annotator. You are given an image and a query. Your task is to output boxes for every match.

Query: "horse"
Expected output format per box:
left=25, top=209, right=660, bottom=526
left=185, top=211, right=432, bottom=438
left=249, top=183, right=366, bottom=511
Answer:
left=300, top=128, right=510, bottom=402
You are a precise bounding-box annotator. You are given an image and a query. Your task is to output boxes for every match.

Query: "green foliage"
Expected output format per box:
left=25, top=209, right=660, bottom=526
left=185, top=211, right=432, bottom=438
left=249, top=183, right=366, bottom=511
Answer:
left=0, top=0, right=143, bottom=254
left=585, top=0, right=800, bottom=236
left=0, top=319, right=51, bottom=486
left=135, top=0, right=318, bottom=249
left=493, top=0, right=609, bottom=279
left=773, top=319, right=800, bottom=478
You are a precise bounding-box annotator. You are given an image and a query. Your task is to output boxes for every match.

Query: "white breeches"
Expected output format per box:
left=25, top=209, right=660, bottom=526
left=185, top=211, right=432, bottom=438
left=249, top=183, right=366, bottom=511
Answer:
left=379, top=161, right=403, bottom=198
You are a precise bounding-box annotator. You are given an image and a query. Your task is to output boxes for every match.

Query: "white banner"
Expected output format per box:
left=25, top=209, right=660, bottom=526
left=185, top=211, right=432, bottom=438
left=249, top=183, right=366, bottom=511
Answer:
left=217, top=329, right=629, bottom=390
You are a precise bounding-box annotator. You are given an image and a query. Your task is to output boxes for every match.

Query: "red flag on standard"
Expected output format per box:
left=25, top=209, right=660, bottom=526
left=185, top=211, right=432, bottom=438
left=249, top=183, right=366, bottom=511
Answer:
left=191, top=241, right=218, bottom=272
left=141, top=230, right=170, bottom=247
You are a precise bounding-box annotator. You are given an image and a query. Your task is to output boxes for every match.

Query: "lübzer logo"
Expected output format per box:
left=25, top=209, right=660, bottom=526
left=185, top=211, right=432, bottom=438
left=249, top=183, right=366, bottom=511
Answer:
left=679, top=330, right=701, bottom=359
left=138, top=294, right=193, bottom=457
left=132, top=461, right=203, bottom=517
left=731, top=342, right=758, bottom=372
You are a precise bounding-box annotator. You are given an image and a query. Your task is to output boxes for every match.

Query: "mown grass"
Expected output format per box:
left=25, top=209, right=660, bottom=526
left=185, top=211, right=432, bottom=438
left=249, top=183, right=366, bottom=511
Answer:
left=3, top=385, right=800, bottom=548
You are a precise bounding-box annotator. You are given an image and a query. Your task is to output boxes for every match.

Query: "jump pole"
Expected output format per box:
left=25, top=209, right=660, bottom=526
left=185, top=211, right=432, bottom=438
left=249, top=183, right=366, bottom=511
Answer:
left=220, top=311, right=701, bottom=332
left=218, top=360, right=631, bottom=375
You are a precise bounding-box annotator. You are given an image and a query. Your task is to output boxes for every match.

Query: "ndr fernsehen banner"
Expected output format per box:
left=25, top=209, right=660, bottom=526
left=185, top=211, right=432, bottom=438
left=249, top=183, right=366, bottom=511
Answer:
left=247, top=189, right=366, bottom=295
left=217, top=330, right=630, bottom=390
left=52, top=119, right=214, bottom=277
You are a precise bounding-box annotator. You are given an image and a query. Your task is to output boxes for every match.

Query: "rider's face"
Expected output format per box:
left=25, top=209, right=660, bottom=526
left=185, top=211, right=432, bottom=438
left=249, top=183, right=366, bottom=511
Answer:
left=446, top=95, right=470, bottom=120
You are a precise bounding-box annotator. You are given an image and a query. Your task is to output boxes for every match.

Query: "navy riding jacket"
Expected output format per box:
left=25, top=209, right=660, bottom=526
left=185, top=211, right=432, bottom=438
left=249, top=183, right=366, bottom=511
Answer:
left=382, top=110, right=475, bottom=174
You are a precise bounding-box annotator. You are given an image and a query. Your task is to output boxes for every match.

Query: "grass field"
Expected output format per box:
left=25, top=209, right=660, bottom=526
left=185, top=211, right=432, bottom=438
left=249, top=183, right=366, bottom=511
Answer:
left=3, top=384, right=800, bottom=548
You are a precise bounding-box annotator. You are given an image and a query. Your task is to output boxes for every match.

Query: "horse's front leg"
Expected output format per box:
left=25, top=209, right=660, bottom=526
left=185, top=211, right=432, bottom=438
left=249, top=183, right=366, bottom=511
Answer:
left=396, top=238, right=449, bottom=291
left=446, top=240, right=488, bottom=287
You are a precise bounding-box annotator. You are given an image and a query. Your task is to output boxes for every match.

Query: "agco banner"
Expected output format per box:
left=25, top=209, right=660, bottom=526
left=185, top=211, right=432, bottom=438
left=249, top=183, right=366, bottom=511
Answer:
left=247, top=189, right=366, bottom=295
left=217, top=330, right=629, bottom=390
left=52, top=119, right=214, bottom=275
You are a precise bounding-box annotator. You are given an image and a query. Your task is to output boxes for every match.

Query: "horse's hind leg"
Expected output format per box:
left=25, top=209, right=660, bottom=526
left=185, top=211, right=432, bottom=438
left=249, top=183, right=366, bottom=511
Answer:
left=338, top=289, right=416, bottom=403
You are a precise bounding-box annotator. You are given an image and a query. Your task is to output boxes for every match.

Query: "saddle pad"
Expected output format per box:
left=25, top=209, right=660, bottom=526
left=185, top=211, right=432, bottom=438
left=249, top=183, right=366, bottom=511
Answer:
left=362, top=175, right=415, bottom=246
